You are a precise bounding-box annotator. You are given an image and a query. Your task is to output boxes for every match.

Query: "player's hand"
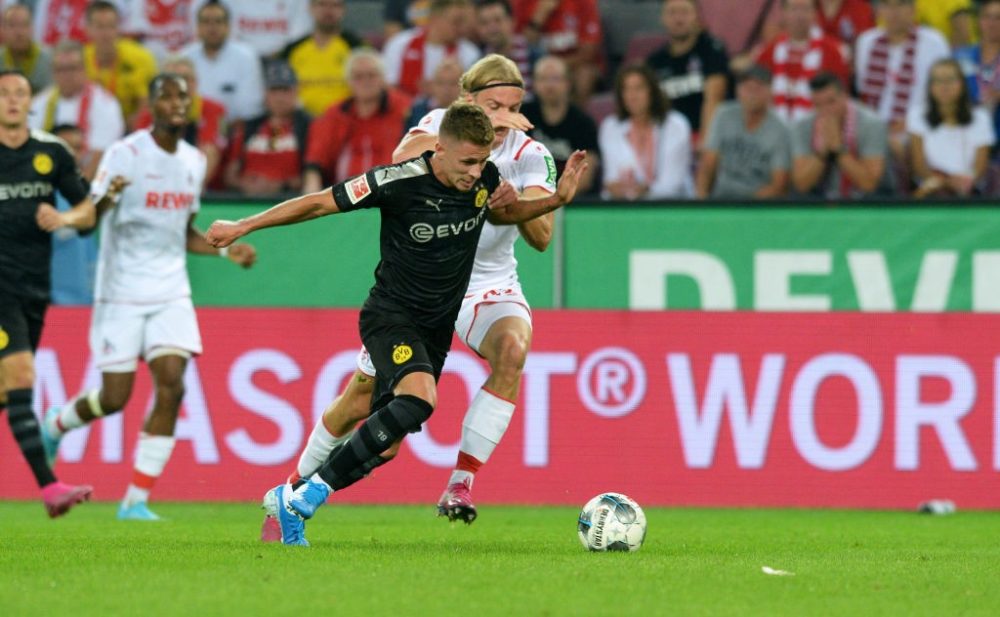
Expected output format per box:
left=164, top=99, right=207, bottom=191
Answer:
left=556, top=150, right=589, bottom=205
left=105, top=175, right=130, bottom=202
left=206, top=219, right=246, bottom=248
left=36, top=202, right=66, bottom=232
left=488, top=180, right=518, bottom=210
left=227, top=242, right=257, bottom=269
left=490, top=109, right=533, bottom=132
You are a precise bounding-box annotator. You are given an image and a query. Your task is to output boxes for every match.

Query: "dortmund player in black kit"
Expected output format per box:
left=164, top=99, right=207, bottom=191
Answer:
left=0, top=70, right=96, bottom=517
left=207, top=102, right=588, bottom=545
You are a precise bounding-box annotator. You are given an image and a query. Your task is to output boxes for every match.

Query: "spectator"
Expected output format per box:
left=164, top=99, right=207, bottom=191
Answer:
left=33, top=0, right=91, bottom=46
left=134, top=55, right=227, bottom=186
left=48, top=123, right=97, bottom=306
left=917, top=0, right=974, bottom=48
left=281, top=0, right=362, bottom=117
left=405, top=56, right=463, bottom=128
left=697, top=65, right=791, bottom=199
left=475, top=0, right=536, bottom=90
left=815, top=0, right=876, bottom=49
left=599, top=64, right=692, bottom=200
left=83, top=1, right=158, bottom=128
left=0, top=4, right=53, bottom=92
left=121, top=0, right=196, bottom=61
left=303, top=49, right=412, bottom=192
left=955, top=0, right=1000, bottom=144
left=856, top=0, right=949, bottom=158
left=514, top=0, right=603, bottom=104
left=30, top=40, right=124, bottom=179
left=791, top=71, right=893, bottom=198
left=756, top=0, right=850, bottom=123
left=646, top=0, right=729, bottom=139
left=181, top=1, right=265, bottom=122
left=382, top=0, right=480, bottom=98
left=522, top=55, right=599, bottom=194
left=908, top=59, right=994, bottom=197
left=384, top=0, right=431, bottom=40
left=191, top=0, right=312, bottom=59
left=224, top=61, right=311, bottom=196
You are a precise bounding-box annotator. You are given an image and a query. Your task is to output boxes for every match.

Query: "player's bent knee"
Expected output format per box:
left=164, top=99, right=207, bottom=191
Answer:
left=490, top=331, right=529, bottom=379
left=390, top=394, right=434, bottom=433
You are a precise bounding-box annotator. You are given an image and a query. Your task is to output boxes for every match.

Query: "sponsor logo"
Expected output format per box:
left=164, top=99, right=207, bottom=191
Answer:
left=475, top=187, right=488, bottom=208
left=33, top=153, right=53, bottom=175
left=409, top=207, right=488, bottom=243
left=392, top=344, right=413, bottom=364
left=0, top=182, right=53, bottom=200
left=347, top=175, right=371, bottom=204
left=544, top=154, right=557, bottom=186
left=145, top=192, right=195, bottom=210
left=0, top=327, right=8, bottom=350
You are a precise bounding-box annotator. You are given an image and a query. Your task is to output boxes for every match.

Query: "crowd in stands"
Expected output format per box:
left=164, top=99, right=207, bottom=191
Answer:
left=1, top=0, right=999, bottom=200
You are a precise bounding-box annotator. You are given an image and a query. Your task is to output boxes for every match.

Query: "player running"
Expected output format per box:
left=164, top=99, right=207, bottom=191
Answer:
left=206, top=102, right=587, bottom=546
left=0, top=69, right=95, bottom=518
left=269, top=54, right=558, bottom=537
left=41, top=73, right=257, bottom=520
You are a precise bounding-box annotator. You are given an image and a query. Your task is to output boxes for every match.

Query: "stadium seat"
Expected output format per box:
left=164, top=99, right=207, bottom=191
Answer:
left=586, top=92, right=616, bottom=126
left=623, top=33, right=668, bottom=66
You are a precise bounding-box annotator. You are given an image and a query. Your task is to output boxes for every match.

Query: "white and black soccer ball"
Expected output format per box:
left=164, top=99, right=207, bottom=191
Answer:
left=577, top=492, right=647, bottom=552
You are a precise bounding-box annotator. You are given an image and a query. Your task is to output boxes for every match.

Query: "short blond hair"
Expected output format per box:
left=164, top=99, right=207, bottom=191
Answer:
left=439, top=101, right=494, bottom=147
left=459, top=54, right=524, bottom=94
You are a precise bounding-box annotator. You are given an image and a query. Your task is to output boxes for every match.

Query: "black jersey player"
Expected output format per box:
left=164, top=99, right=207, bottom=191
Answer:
left=0, top=70, right=96, bottom=517
left=206, top=101, right=588, bottom=545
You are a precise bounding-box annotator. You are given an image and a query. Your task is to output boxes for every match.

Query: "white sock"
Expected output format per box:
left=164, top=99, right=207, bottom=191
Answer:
left=49, top=394, right=87, bottom=436
left=448, top=469, right=475, bottom=487
left=459, top=388, right=516, bottom=463
left=296, top=417, right=355, bottom=478
left=122, top=433, right=176, bottom=506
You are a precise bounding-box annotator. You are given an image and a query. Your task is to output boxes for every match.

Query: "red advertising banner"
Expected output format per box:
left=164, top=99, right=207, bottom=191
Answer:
left=2, top=308, right=998, bottom=509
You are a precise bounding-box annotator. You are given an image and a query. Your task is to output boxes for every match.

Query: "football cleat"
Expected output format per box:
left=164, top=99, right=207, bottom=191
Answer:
left=41, top=406, right=64, bottom=468
left=262, top=484, right=309, bottom=546
left=288, top=478, right=330, bottom=520
left=437, top=479, right=477, bottom=524
left=41, top=482, right=92, bottom=518
left=117, top=501, right=162, bottom=521
left=260, top=514, right=281, bottom=543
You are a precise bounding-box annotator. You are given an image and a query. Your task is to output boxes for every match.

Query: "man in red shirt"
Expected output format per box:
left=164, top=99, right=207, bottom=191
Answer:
left=756, top=0, right=850, bottom=122
left=303, top=49, right=412, bottom=192
left=815, top=0, right=875, bottom=49
left=513, top=0, right=602, bottom=103
left=224, top=61, right=311, bottom=195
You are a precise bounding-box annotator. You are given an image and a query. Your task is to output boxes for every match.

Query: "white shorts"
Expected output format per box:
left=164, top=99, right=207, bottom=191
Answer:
left=355, top=283, right=533, bottom=377
left=90, top=297, right=202, bottom=372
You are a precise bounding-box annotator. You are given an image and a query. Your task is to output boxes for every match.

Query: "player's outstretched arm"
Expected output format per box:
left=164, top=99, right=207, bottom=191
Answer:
left=206, top=188, right=341, bottom=248
left=187, top=216, right=257, bottom=268
left=35, top=197, right=97, bottom=232
left=488, top=150, right=588, bottom=225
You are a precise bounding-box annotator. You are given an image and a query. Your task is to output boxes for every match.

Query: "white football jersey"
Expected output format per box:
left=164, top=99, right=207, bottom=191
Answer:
left=410, top=109, right=557, bottom=289
left=90, top=130, right=206, bottom=304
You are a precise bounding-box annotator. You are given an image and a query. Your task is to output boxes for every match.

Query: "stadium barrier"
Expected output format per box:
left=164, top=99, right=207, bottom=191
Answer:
left=2, top=307, right=998, bottom=509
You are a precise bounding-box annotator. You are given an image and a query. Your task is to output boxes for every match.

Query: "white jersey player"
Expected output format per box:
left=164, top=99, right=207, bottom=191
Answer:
left=262, top=54, right=579, bottom=540
left=42, top=74, right=256, bottom=521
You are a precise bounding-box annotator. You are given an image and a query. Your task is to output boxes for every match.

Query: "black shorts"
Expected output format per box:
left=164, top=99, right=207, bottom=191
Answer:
left=359, top=307, right=453, bottom=410
left=0, top=294, right=48, bottom=358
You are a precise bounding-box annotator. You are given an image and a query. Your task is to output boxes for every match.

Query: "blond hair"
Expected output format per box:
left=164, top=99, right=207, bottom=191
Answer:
left=459, top=54, right=524, bottom=94
left=439, top=101, right=495, bottom=147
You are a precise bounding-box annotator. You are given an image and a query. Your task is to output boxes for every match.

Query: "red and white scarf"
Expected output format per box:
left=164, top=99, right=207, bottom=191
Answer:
left=812, top=101, right=859, bottom=197
left=768, top=29, right=828, bottom=121
left=399, top=29, right=457, bottom=97
left=860, top=29, right=917, bottom=122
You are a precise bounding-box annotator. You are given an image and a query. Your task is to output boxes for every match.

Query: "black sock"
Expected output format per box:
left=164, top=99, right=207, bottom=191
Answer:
left=7, top=388, right=56, bottom=488
left=316, top=395, right=432, bottom=491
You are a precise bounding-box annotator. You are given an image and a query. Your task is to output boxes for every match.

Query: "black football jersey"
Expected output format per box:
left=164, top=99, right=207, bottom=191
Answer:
left=332, top=151, right=501, bottom=328
left=0, top=130, right=89, bottom=301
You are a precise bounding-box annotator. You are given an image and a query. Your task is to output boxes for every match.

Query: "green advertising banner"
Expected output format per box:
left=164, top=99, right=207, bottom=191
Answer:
left=564, top=205, right=1000, bottom=311
left=189, top=203, right=556, bottom=307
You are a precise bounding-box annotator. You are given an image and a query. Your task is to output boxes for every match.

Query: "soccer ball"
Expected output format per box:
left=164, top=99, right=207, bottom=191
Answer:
left=577, top=492, right=647, bottom=552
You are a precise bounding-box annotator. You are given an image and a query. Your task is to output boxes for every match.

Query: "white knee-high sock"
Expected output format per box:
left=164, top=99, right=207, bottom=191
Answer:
left=296, top=417, right=355, bottom=478
left=449, top=388, right=516, bottom=485
left=49, top=390, right=103, bottom=436
left=122, top=432, right=176, bottom=506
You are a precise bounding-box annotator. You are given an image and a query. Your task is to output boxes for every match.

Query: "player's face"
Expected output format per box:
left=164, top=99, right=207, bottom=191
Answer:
left=151, top=78, right=191, bottom=131
left=470, top=84, right=524, bottom=146
left=437, top=135, right=491, bottom=191
left=0, top=73, right=31, bottom=128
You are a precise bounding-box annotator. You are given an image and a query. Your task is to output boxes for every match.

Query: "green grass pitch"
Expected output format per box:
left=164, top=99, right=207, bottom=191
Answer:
left=1, top=501, right=998, bottom=616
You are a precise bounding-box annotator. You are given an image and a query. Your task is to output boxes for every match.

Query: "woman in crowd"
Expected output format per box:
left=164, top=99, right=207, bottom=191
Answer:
left=598, top=64, right=692, bottom=200
left=908, top=58, right=995, bottom=197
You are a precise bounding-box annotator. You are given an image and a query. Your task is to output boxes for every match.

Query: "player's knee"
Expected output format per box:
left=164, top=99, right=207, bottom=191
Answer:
left=1, top=355, right=35, bottom=390
left=155, top=381, right=185, bottom=408
left=99, top=389, right=130, bottom=414
left=490, top=330, right=530, bottom=381
left=392, top=394, right=434, bottom=433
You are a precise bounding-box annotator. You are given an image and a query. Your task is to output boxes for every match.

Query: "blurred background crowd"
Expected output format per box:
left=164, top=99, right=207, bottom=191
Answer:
left=2, top=0, right=998, bottom=201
